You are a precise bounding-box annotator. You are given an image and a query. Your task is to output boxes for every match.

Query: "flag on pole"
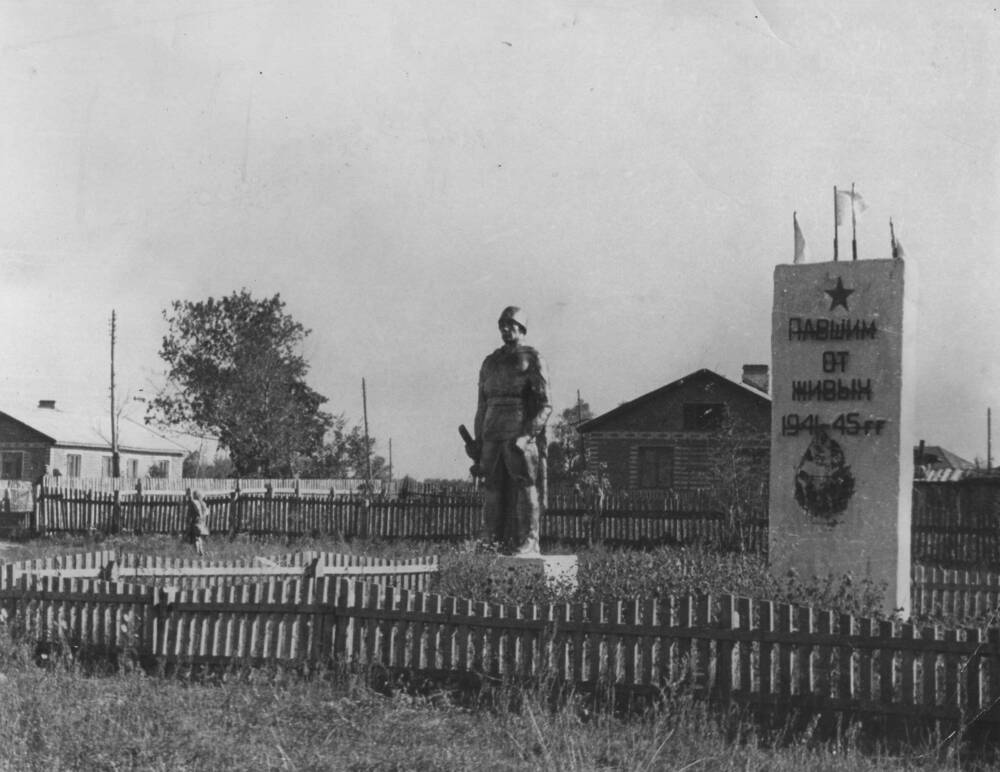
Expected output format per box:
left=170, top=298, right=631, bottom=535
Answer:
left=793, top=212, right=807, bottom=264
left=835, top=188, right=867, bottom=225
left=893, top=239, right=906, bottom=260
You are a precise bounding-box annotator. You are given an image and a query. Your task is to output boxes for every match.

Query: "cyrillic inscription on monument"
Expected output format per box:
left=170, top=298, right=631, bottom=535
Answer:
left=770, top=259, right=916, bottom=615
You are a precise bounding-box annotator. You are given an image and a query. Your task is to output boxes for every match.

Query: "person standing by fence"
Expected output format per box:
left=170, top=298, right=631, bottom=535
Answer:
left=186, top=490, right=210, bottom=556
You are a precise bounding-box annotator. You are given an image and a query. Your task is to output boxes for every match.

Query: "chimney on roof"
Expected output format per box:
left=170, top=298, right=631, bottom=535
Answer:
left=38, top=400, right=56, bottom=409
left=742, top=364, right=769, bottom=394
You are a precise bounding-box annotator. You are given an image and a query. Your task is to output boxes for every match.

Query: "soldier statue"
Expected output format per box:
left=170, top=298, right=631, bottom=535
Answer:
left=465, top=306, right=551, bottom=555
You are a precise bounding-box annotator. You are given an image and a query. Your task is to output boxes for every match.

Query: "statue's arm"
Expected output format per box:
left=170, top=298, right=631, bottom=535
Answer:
left=473, top=359, right=487, bottom=442
left=527, top=353, right=552, bottom=436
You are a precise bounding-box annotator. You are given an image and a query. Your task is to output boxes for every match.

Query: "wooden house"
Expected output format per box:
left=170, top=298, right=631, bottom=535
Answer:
left=578, top=366, right=771, bottom=491
left=0, top=400, right=187, bottom=480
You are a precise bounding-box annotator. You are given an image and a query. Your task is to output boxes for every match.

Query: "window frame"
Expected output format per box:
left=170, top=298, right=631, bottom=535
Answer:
left=66, top=453, right=82, bottom=478
left=0, top=452, right=24, bottom=480
left=636, top=445, right=674, bottom=489
left=682, top=402, right=727, bottom=431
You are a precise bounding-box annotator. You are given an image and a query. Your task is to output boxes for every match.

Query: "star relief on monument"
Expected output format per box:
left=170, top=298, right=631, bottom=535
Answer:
left=824, top=277, right=854, bottom=311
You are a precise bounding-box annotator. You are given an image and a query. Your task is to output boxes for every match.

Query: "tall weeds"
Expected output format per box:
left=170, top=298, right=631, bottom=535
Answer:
left=435, top=543, right=887, bottom=618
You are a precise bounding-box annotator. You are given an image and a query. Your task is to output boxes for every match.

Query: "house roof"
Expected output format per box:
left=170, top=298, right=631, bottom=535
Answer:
left=579, top=368, right=771, bottom=433
left=0, top=404, right=187, bottom=456
left=914, top=445, right=974, bottom=471
left=920, top=468, right=973, bottom=482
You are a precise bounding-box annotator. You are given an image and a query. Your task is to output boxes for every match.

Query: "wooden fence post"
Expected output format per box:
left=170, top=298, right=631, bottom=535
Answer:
left=716, top=595, right=736, bottom=702
left=228, top=484, right=242, bottom=539
left=135, top=480, right=145, bottom=536
left=152, top=586, right=177, bottom=667
left=290, top=480, right=300, bottom=538
left=265, top=483, right=274, bottom=537
left=1, top=488, right=13, bottom=534
left=31, top=484, right=40, bottom=535
left=100, top=556, right=119, bottom=582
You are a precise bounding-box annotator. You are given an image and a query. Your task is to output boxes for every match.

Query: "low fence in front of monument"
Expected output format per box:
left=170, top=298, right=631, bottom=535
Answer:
left=0, top=550, right=439, bottom=593
left=2, top=555, right=999, bottom=736
left=910, top=564, right=1000, bottom=625
left=30, top=484, right=765, bottom=551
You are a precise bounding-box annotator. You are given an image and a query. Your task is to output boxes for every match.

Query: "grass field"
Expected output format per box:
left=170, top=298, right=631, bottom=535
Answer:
left=0, top=534, right=988, bottom=770
left=0, top=636, right=968, bottom=771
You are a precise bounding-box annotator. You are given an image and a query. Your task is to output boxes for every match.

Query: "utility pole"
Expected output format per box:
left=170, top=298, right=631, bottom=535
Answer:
left=362, top=378, right=373, bottom=487
left=833, top=186, right=839, bottom=261
left=388, top=437, right=393, bottom=485
left=109, top=310, right=120, bottom=477
left=851, top=181, right=859, bottom=261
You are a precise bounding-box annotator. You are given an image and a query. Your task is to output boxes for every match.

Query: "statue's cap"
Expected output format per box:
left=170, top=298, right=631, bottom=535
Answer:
left=498, top=306, right=527, bottom=333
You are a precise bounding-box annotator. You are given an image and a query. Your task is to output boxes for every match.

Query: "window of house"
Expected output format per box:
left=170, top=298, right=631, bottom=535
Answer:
left=128, top=459, right=139, bottom=478
left=101, top=456, right=113, bottom=477
left=735, top=447, right=769, bottom=471
left=637, top=446, right=674, bottom=489
left=682, top=403, right=726, bottom=431
left=149, top=460, right=170, bottom=478
left=66, top=454, right=82, bottom=478
left=0, top=452, right=23, bottom=480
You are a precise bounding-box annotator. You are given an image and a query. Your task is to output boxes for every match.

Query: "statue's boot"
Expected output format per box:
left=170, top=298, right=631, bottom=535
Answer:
left=509, top=483, right=541, bottom=556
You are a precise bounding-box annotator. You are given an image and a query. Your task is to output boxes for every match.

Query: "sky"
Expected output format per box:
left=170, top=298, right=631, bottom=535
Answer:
left=2, top=1, right=999, bottom=479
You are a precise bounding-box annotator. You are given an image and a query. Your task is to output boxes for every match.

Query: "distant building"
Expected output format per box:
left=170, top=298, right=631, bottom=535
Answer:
left=914, top=444, right=974, bottom=472
left=579, top=366, right=771, bottom=491
left=0, top=400, right=187, bottom=480
left=914, top=443, right=976, bottom=481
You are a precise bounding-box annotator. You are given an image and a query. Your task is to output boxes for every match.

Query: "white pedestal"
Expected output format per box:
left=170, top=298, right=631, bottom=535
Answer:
left=488, top=554, right=579, bottom=594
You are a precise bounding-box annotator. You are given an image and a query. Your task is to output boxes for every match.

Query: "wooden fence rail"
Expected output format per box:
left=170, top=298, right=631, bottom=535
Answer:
left=1, top=550, right=439, bottom=593
left=39, top=476, right=480, bottom=498
left=2, top=573, right=999, bottom=733
left=6, top=548, right=1000, bottom=625
left=910, top=565, right=1000, bottom=622
left=32, top=488, right=760, bottom=550
left=22, top=479, right=1000, bottom=567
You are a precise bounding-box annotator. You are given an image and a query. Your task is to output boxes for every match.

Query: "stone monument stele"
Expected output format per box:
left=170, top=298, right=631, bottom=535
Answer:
left=769, top=258, right=916, bottom=616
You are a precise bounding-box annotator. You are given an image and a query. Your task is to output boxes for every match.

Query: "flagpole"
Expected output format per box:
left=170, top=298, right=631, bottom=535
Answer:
left=793, top=211, right=797, bottom=263
left=851, top=182, right=858, bottom=261
left=889, top=217, right=897, bottom=259
left=833, top=186, right=839, bottom=261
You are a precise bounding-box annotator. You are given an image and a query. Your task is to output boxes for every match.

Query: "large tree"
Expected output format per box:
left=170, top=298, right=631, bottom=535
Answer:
left=295, top=413, right=388, bottom=479
left=149, top=290, right=334, bottom=476
left=546, top=400, right=594, bottom=488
